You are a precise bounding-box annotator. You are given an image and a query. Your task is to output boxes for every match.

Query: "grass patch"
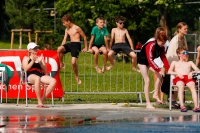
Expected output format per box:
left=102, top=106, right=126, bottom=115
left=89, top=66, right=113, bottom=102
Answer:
left=0, top=41, right=196, bottom=104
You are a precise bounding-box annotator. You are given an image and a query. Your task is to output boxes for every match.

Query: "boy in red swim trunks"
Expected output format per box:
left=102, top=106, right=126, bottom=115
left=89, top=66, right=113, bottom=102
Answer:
left=168, top=46, right=200, bottom=112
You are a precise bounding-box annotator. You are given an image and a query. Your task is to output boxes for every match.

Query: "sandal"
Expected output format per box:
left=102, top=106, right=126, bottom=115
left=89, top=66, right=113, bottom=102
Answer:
left=193, top=107, right=200, bottom=112
left=180, top=106, right=187, bottom=112
left=172, top=101, right=180, bottom=109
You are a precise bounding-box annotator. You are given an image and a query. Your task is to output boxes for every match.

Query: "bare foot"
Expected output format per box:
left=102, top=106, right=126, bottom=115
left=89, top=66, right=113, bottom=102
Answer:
left=146, top=104, right=155, bottom=109
left=153, top=95, right=162, bottom=103
left=75, top=77, right=82, bottom=85
left=102, top=67, right=106, bottom=73
left=95, top=67, right=102, bottom=73
left=132, top=67, right=140, bottom=73
left=106, top=66, right=113, bottom=70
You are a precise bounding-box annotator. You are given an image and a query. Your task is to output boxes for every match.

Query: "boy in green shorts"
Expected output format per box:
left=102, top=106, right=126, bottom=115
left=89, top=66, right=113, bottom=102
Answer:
left=89, top=17, right=109, bottom=73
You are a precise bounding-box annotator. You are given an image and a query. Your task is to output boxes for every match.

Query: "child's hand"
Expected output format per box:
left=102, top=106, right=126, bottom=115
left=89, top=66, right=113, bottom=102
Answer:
left=89, top=49, right=93, bottom=53
left=159, top=71, right=165, bottom=78
left=81, top=47, right=87, bottom=53
left=188, top=72, right=193, bottom=79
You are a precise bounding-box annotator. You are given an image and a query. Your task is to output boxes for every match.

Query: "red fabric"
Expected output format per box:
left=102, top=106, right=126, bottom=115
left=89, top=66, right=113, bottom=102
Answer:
left=145, top=41, right=170, bottom=72
left=0, top=50, right=63, bottom=98
left=173, top=75, right=195, bottom=85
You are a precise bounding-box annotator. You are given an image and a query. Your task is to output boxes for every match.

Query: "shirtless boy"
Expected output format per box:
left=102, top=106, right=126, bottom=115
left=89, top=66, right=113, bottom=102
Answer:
left=89, top=17, right=109, bottom=73
left=168, top=46, right=200, bottom=112
left=107, top=16, right=139, bottom=72
left=57, top=14, right=88, bottom=84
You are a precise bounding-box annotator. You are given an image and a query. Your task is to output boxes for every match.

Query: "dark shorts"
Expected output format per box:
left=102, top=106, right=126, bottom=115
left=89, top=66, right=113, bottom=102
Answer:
left=137, top=48, right=149, bottom=66
left=111, top=43, right=132, bottom=55
left=27, top=71, right=45, bottom=78
left=62, top=42, right=81, bottom=58
left=92, top=44, right=105, bottom=49
left=173, top=75, right=195, bottom=85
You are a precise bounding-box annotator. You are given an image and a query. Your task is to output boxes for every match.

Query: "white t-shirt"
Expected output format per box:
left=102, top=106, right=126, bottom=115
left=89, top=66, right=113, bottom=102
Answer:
left=145, top=38, right=169, bottom=68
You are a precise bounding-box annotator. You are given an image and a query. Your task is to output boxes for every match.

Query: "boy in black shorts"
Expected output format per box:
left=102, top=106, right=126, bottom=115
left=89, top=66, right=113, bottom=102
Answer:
left=107, top=16, right=139, bottom=72
left=57, top=14, right=88, bottom=84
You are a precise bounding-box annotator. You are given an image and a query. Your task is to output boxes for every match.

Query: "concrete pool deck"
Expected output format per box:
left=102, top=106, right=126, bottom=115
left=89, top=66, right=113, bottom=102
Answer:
left=0, top=103, right=199, bottom=133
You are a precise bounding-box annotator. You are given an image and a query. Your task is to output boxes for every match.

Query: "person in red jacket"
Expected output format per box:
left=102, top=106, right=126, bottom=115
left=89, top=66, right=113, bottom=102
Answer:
left=137, top=27, right=170, bottom=109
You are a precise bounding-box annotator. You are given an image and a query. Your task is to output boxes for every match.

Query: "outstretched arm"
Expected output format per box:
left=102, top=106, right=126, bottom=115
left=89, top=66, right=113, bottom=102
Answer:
left=104, top=36, right=109, bottom=50
left=196, top=46, right=200, bottom=66
left=61, top=29, right=68, bottom=45
left=125, top=29, right=134, bottom=50
left=191, top=61, right=200, bottom=73
left=109, top=29, right=115, bottom=48
left=89, top=35, right=94, bottom=52
left=77, top=27, right=88, bottom=52
left=167, top=61, right=176, bottom=75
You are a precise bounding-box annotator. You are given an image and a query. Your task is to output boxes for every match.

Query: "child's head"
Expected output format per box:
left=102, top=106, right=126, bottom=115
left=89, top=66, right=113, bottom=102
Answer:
left=62, top=14, right=72, bottom=27
left=176, top=46, right=188, bottom=60
left=115, top=16, right=125, bottom=28
left=96, top=17, right=105, bottom=29
left=176, top=46, right=188, bottom=55
left=154, top=27, right=168, bottom=46
left=174, top=22, right=188, bottom=35
left=44, top=44, right=50, bottom=50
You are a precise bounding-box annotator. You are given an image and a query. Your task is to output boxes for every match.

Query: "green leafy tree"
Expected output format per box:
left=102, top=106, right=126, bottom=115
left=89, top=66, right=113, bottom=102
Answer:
left=5, top=0, right=39, bottom=29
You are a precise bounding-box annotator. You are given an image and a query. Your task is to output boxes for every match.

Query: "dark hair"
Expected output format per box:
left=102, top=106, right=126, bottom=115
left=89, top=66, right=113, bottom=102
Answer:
left=96, top=17, right=105, bottom=23
left=154, top=27, right=168, bottom=42
left=115, top=16, right=125, bottom=22
left=62, top=14, right=72, bottom=22
left=176, top=46, right=188, bottom=55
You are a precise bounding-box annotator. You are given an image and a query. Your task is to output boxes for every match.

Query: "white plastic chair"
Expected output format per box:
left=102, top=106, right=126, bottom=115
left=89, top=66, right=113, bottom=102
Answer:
left=17, top=68, right=54, bottom=107
left=169, top=74, right=200, bottom=111
left=0, top=66, right=6, bottom=104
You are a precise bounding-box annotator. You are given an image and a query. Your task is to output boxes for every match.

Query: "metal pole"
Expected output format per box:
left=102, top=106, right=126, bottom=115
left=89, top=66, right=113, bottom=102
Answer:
left=54, top=1, right=56, bottom=31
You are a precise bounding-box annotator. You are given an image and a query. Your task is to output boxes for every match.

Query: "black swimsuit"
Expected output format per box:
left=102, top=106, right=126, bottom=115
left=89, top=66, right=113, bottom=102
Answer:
left=27, top=58, right=45, bottom=77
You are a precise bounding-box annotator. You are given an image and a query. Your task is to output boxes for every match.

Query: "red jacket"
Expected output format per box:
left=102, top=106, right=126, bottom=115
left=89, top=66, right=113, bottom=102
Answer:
left=145, top=41, right=170, bottom=72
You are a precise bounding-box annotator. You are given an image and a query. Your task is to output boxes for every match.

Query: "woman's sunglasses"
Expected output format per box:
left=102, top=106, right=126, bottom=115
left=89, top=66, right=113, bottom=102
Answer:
left=181, top=51, right=189, bottom=55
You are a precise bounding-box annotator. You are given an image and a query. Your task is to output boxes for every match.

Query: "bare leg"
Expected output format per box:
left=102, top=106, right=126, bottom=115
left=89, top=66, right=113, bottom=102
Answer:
left=154, top=73, right=165, bottom=103
left=71, top=57, right=81, bottom=84
left=187, top=82, right=198, bottom=108
left=107, top=50, right=115, bottom=70
left=100, top=47, right=108, bottom=73
left=41, top=76, right=56, bottom=104
left=138, top=64, right=155, bottom=109
left=28, top=75, right=43, bottom=105
left=57, top=46, right=66, bottom=68
left=176, top=82, right=185, bottom=108
left=149, top=67, right=162, bottom=103
left=129, top=52, right=140, bottom=72
left=92, top=47, right=101, bottom=73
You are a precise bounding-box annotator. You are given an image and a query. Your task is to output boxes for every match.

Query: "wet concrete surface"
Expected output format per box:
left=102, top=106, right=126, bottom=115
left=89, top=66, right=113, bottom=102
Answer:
left=0, top=103, right=200, bottom=133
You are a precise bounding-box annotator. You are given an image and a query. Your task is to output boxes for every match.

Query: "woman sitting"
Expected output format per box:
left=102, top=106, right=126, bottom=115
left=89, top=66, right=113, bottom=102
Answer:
left=22, top=42, right=56, bottom=108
